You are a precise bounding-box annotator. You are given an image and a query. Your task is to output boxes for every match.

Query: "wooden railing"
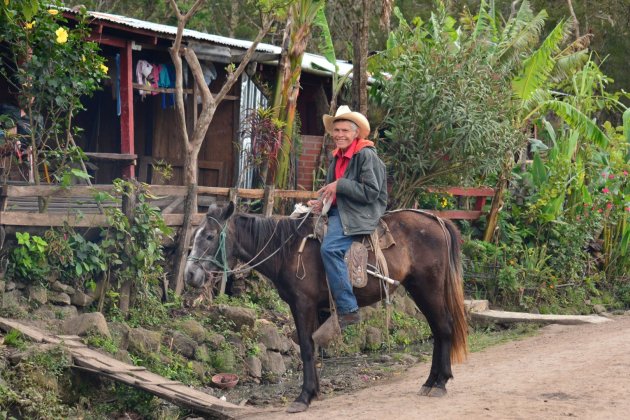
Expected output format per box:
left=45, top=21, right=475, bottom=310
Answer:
left=419, top=186, right=496, bottom=220
left=0, top=184, right=494, bottom=229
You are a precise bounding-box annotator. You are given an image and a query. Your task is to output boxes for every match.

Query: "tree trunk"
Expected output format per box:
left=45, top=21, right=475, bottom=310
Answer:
left=351, top=0, right=370, bottom=116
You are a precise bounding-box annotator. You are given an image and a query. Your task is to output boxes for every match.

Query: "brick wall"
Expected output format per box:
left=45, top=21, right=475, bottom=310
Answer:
left=297, top=135, right=325, bottom=190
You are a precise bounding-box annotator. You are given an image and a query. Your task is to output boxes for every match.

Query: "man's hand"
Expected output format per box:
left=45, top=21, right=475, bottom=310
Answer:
left=307, top=199, right=323, bottom=214
left=317, top=181, right=338, bottom=202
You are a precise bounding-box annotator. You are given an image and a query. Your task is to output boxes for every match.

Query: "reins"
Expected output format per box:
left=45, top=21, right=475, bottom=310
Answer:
left=187, top=208, right=314, bottom=277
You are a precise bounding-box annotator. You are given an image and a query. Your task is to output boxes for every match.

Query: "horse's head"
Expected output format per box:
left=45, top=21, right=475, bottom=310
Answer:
left=185, top=201, right=236, bottom=289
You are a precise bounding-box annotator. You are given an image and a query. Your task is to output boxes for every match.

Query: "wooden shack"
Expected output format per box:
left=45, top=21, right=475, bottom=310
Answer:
left=64, top=9, right=343, bottom=191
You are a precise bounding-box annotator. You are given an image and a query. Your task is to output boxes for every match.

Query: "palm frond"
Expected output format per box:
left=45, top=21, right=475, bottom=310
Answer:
left=550, top=48, right=589, bottom=82
left=496, top=9, right=548, bottom=65
left=313, top=6, right=335, bottom=66
left=472, top=0, right=498, bottom=41
left=512, top=20, right=568, bottom=102
left=541, top=100, right=609, bottom=148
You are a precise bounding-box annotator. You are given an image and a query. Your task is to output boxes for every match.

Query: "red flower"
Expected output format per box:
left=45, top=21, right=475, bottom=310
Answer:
left=606, top=202, right=613, bottom=209
left=602, top=187, right=610, bottom=193
left=608, top=174, right=614, bottom=179
left=624, top=171, right=629, bottom=176
left=597, top=208, right=603, bottom=213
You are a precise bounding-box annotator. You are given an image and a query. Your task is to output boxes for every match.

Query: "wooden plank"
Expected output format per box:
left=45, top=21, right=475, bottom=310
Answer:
left=0, top=212, right=109, bottom=227
left=161, top=196, right=185, bottom=214
left=471, top=310, right=611, bottom=325
left=426, top=186, right=495, bottom=197
left=84, top=152, right=138, bottom=162
left=421, top=210, right=484, bottom=220
left=4, top=185, right=115, bottom=198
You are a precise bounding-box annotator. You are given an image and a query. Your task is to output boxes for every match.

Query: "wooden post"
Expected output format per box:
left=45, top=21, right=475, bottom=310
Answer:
left=262, top=185, right=275, bottom=217
left=120, top=41, right=135, bottom=179
left=172, top=183, right=197, bottom=296
left=119, top=182, right=136, bottom=314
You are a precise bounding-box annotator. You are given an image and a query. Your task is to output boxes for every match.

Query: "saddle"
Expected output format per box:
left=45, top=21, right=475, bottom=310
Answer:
left=315, top=216, right=396, bottom=288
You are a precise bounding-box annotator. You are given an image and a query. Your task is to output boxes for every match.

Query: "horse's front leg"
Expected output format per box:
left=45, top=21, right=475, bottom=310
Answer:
left=286, top=302, right=320, bottom=413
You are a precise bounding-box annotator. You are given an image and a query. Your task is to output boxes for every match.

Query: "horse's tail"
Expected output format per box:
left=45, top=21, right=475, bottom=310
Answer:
left=444, top=220, right=468, bottom=364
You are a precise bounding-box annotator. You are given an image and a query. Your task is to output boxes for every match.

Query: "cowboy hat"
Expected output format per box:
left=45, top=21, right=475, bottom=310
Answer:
left=323, top=105, right=370, bottom=139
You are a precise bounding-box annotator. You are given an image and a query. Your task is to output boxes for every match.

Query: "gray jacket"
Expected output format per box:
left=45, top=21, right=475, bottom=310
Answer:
left=326, top=146, right=388, bottom=235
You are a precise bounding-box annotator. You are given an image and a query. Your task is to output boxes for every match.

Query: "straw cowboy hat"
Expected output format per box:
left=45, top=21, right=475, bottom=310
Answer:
left=323, top=105, right=370, bottom=139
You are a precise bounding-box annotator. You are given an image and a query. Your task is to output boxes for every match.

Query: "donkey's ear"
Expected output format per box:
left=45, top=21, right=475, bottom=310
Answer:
left=224, top=200, right=236, bottom=219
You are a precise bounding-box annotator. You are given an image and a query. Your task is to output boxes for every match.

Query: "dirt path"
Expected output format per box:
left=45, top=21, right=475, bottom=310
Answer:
left=239, top=314, right=630, bottom=419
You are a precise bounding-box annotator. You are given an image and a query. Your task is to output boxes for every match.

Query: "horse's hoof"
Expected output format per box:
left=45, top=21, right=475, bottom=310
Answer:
left=427, top=387, right=447, bottom=398
left=419, top=385, right=432, bottom=396
left=286, top=401, right=309, bottom=413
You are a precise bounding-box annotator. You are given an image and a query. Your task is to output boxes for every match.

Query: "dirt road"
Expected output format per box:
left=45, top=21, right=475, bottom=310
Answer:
left=239, top=314, right=630, bottom=419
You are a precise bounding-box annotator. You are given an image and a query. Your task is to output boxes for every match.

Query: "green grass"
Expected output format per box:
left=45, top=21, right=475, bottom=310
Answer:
left=468, top=323, right=540, bottom=353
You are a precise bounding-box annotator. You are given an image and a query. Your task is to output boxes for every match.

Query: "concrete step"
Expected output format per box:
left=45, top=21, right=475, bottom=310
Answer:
left=470, top=309, right=611, bottom=325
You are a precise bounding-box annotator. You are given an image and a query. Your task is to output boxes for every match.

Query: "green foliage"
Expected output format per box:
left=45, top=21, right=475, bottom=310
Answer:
left=3, top=329, right=27, bottom=350
left=0, top=0, right=108, bottom=184
left=0, top=346, right=73, bottom=419
left=44, top=227, right=106, bottom=290
left=99, top=179, right=172, bottom=316
left=372, top=7, right=523, bottom=207
left=7, top=232, right=49, bottom=282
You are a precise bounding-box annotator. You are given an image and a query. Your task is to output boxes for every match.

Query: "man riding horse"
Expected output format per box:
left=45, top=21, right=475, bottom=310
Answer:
left=307, top=105, right=388, bottom=329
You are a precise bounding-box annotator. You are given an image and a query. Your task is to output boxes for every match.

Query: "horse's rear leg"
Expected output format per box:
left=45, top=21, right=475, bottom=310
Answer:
left=286, top=302, right=320, bottom=413
left=406, top=281, right=454, bottom=397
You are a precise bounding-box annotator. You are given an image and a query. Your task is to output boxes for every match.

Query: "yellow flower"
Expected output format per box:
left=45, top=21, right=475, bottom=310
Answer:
left=55, top=27, right=68, bottom=44
left=48, top=9, right=59, bottom=16
left=5, top=0, right=9, bottom=6
left=25, top=21, right=35, bottom=30
left=81, top=55, right=86, bottom=62
left=99, top=63, right=109, bottom=74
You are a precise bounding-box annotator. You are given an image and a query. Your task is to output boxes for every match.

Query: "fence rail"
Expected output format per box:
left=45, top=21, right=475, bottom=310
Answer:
left=0, top=184, right=494, bottom=229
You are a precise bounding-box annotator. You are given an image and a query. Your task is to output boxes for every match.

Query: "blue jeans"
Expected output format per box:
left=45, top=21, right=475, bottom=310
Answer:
left=321, top=207, right=358, bottom=315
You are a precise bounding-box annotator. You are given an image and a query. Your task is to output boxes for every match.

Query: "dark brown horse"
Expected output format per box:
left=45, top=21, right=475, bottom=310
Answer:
left=185, top=202, right=468, bottom=413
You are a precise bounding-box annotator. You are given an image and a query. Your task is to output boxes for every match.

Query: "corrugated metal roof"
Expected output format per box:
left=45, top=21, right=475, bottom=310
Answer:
left=67, top=8, right=354, bottom=77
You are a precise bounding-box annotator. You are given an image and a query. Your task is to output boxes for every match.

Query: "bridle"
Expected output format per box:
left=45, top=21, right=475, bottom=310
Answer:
left=187, top=208, right=314, bottom=277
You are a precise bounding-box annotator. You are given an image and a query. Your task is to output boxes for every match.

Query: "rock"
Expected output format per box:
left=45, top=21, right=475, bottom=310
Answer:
left=169, top=331, right=197, bottom=358
left=33, top=305, right=58, bottom=321
left=108, top=322, right=131, bottom=350
left=1, top=290, right=23, bottom=309
left=113, top=349, right=134, bottom=364
left=48, top=292, right=71, bottom=305
left=28, top=285, right=48, bottom=305
left=128, top=327, right=161, bottom=355
left=63, top=312, right=111, bottom=338
left=593, top=304, right=607, bottom=314
left=364, top=325, right=383, bottom=351
left=51, top=281, right=75, bottom=295
left=195, top=344, right=211, bottom=363
left=53, top=305, right=78, bottom=320
left=5, top=281, right=16, bottom=292
left=398, top=353, right=418, bottom=365
left=71, top=289, right=94, bottom=307
left=206, top=333, right=226, bottom=349
left=13, top=280, right=26, bottom=290
left=257, top=323, right=291, bottom=353
left=179, top=319, right=206, bottom=343
left=245, top=355, right=262, bottom=379
left=191, top=360, right=208, bottom=381
left=209, top=305, right=256, bottom=331
left=260, top=350, right=286, bottom=377
left=0, top=280, right=5, bottom=292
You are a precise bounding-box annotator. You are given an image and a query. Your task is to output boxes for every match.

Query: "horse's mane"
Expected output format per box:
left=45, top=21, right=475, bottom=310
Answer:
left=234, top=213, right=313, bottom=267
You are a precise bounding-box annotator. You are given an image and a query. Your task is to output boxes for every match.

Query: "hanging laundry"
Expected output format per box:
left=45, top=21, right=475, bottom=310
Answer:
left=160, top=63, right=176, bottom=109
left=135, top=60, right=153, bottom=97
left=150, top=64, right=161, bottom=95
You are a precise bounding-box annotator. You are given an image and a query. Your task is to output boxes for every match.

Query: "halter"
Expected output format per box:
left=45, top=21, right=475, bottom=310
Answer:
left=187, top=208, right=313, bottom=277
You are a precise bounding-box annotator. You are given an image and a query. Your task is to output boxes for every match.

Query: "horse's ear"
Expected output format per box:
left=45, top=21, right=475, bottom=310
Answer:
left=224, top=200, right=236, bottom=219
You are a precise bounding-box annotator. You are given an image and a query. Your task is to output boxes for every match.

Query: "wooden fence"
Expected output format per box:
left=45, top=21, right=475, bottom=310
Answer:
left=0, top=184, right=495, bottom=229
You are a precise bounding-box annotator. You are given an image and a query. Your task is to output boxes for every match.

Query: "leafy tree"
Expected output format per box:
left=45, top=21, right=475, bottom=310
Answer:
left=0, top=0, right=107, bottom=192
